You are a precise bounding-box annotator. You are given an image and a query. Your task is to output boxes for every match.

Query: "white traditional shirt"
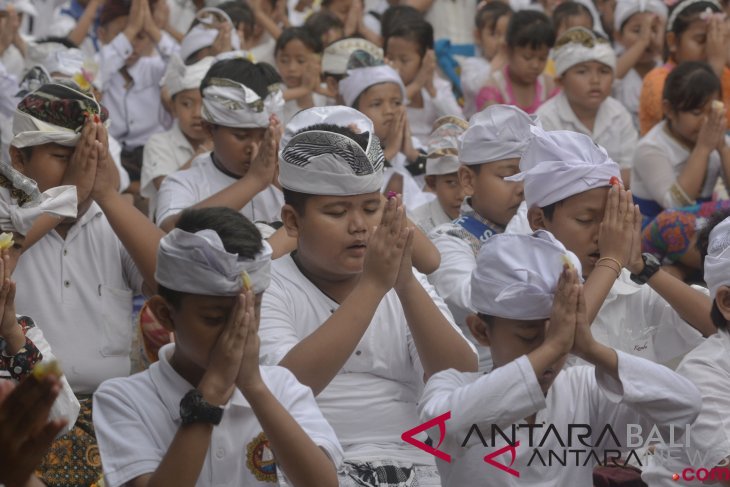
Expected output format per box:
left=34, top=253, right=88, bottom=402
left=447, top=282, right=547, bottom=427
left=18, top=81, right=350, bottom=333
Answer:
left=407, top=77, right=464, bottom=148
left=411, top=198, right=452, bottom=234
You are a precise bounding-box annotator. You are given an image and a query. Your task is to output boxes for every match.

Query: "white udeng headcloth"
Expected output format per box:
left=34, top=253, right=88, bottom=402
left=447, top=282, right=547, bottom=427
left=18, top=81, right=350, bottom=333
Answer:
left=458, top=104, right=539, bottom=165
left=704, top=217, right=730, bottom=299
left=614, top=0, right=668, bottom=32
left=471, top=230, right=583, bottom=320
left=278, top=106, right=385, bottom=195
left=426, top=116, right=468, bottom=176
left=553, top=27, right=616, bottom=77
left=201, top=77, right=284, bottom=128
left=322, top=38, right=383, bottom=75
left=155, top=228, right=272, bottom=295
left=162, top=55, right=215, bottom=97
left=0, top=163, right=77, bottom=235
left=507, top=126, right=621, bottom=208
left=339, top=64, right=406, bottom=108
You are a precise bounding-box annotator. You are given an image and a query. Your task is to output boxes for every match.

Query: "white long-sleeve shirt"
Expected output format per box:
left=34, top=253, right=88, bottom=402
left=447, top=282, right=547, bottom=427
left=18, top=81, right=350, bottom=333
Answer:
left=418, top=351, right=701, bottom=486
left=407, top=77, right=464, bottom=148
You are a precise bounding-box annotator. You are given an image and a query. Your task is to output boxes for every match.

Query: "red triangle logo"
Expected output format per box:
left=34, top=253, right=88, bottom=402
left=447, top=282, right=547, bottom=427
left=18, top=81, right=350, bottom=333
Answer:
left=401, top=411, right=452, bottom=463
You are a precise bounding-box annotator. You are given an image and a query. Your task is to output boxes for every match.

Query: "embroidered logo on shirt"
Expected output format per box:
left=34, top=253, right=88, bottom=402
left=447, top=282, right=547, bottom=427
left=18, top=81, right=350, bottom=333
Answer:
left=246, top=431, right=277, bottom=483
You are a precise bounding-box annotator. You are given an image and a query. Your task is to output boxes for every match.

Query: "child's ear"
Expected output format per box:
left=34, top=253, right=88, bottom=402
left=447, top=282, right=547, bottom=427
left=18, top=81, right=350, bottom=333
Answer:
left=665, top=31, right=676, bottom=55
left=281, top=204, right=302, bottom=239
left=717, top=287, right=730, bottom=322
left=527, top=206, right=547, bottom=232
left=424, top=175, right=437, bottom=190
left=458, top=165, right=475, bottom=196
left=147, top=295, right=176, bottom=333
left=466, top=314, right=491, bottom=346
left=8, top=146, right=26, bottom=173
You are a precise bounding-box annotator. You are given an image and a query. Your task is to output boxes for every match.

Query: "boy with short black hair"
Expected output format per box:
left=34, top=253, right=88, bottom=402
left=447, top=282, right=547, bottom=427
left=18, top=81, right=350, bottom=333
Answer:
left=418, top=229, right=701, bottom=486
left=258, top=105, right=476, bottom=484
left=93, top=206, right=342, bottom=487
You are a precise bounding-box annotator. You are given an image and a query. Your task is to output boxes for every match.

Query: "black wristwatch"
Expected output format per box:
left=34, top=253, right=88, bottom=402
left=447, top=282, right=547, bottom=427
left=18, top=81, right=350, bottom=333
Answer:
left=629, top=253, right=661, bottom=285
left=180, top=389, right=224, bottom=425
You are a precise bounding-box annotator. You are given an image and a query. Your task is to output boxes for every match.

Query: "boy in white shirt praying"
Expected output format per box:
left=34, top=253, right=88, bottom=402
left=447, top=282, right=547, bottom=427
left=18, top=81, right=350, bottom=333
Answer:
left=428, top=104, right=536, bottom=371
left=93, top=207, right=342, bottom=487
left=418, top=229, right=701, bottom=486
left=258, top=106, right=476, bottom=485
left=155, top=57, right=284, bottom=232
left=536, top=27, right=638, bottom=183
left=511, top=126, right=715, bottom=366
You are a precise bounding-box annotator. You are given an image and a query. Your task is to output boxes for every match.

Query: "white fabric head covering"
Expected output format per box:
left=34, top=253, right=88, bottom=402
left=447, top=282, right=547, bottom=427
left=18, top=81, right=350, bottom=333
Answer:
left=704, top=217, right=730, bottom=298
left=180, top=9, right=241, bottom=63
left=201, top=76, right=284, bottom=128
left=614, top=0, right=668, bottom=32
left=553, top=27, right=616, bottom=77
left=426, top=116, right=468, bottom=176
left=0, top=163, right=77, bottom=234
left=279, top=106, right=385, bottom=195
left=156, top=228, right=273, bottom=295
left=43, top=48, right=102, bottom=91
left=162, top=55, right=214, bottom=97
left=471, top=230, right=583, bottom=320
left=458, top=104, right=539, bottom=165
left=339, top=64, right=406, bottom=108
left=508, top=125, right=621, bottom=208
left=573, top=0, right=609, bottom=36
left=322, top=38, right=383, bottom=75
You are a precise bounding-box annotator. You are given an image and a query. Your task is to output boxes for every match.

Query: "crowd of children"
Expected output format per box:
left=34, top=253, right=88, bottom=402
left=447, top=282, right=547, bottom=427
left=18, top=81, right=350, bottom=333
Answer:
left=1, top=0, right=730, bottom=485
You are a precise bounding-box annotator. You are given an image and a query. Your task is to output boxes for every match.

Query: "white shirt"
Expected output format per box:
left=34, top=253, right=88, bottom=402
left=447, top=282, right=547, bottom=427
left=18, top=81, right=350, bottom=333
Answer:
left=460, top=57, right=491, bottom=119
left=249, top=34, right=276, bottom=67
left=411, top=198, right=452, bottom=234
left=281, top=93, right=329, bottom=125
left=258, top=254, right=471, bottom=464
left=384, top=150, right=435, bottom=212
left=166, top=0, right=197, bottom=36
left=613, top=66, right=652, bottom=131
left=642, top=329, right=730, bottom=486
left=632, top=120, right=728, bottom=209
left=12, top=203, right=144, bottom=394
left=407, top=77, right=464, bottom=148
left=424, top=0, right=476, bottom=45
left=141, top=122, right=195, bottom=219
left=98, top=32, right=176, bottom=148
left=536, top=91, right=638, bottom=169
left=93, top=343, right=343, bottom=487
left=155, top=152, right=284, bottom=226
left=418, top=351, right=701, bottom=486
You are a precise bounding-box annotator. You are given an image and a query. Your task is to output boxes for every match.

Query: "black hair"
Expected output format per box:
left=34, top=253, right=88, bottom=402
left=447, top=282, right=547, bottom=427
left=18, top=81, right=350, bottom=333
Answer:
left=218, top=1, right=255, bottom=32
left=477, top=313, right=495, bottom=326
left=506, top=10, right=555, bottom=50
left=669, top=0, right=721, bottom=35
left=200, top=58, right=282, bottom=99
left=275, top=26, right=323, bottom=56
left=540, top=201, right=562, bottom=220
left=695, top=209, right=730, bottom=330
left=551, top=1, right=592, bottom=32
left=157, top=207, right=263, bottom=308
left=304, top=10, right=345, bottom=45
left=282, top=123, right=367, bottom=213
left=380, top=5, right=423, bottom=38
left=663, top=61, right=720, bottom=113
left=35, top=36, right=78, bottom=48
left=383, top=18, right=434, bottom=58
left=711, top=300, right=727, bottom=330
left=475, top=2, right=513, bottom=31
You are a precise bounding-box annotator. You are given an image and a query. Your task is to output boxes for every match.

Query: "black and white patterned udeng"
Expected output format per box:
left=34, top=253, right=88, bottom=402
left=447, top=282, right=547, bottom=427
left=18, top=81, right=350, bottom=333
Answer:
left=282, top=130, right=385, bottom=175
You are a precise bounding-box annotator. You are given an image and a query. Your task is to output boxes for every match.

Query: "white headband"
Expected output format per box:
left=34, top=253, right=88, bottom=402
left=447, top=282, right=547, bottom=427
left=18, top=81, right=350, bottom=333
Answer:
left=201, top=78, right=284, bottom=128
left=180, top=7, right=241, bottom=62
left=163, top=55, right=214, bottom=97
left=668, top=0, right=722, bottom=30
left=704, top=217, right=730, bottom=298
left=471, top=230, right=583, bottom=320
left=507, top=126, right=621, bottom=208
left=155, top=228, right=272, bottom=296
left=339, top=64, right=406, bottom=107
left=459, top=105, right=539, bottom=165
left=553, top=28, right=616, bottom=77
left=279, top=106, right=385, bottom=195
left=614, top=0, right=668, bottom=31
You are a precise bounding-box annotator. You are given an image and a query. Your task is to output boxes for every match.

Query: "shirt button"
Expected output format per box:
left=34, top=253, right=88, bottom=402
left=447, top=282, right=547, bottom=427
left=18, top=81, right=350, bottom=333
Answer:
left=64, top=280, right=70, bottom=288
left=63, top=249, right=68, bottom=256
left=355, top=350, right=362, bottom=356
left=215, top=448, right=225, bottom=459
left=13, top=366, right=22, bottom=375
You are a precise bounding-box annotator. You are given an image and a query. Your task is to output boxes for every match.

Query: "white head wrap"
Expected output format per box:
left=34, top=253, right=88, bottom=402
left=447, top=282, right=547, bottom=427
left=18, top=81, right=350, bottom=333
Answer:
left=156, top=228, right=272, bottom=295
left=458, top=104, right=539, bottom=165
left=0, top=163, right=77, bottom=234
left=553, top=27, right=616, bottom=77
left=339, top=64, right=406, bottom=108
left=704, top=217, right=730, bottom=298
left=180, top=9, right=241, bottom=63
left=279, top=106, right=385, bottom=195
left=471, top=230, right=583, bottom=320
left=614, top=0, right=668, bottom=31
left=426, top=116, right=468, bottom=176
left=42, top=48, right=102, bottom=91
left=573, top=0, right=609, bottom=36
left=322, top=38, right=383, bottom=75
left=162, top=55, right=214, bottom=97
left=668, top=0, right=722, bottom=31
left=507, top=125, right=621, bottom=208
left=201, top=76, right=284, bottom=128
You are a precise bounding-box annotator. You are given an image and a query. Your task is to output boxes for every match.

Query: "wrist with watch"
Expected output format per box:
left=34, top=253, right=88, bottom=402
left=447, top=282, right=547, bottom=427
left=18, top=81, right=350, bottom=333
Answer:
left=179, top=389, right=224, bottom=425
left=629, top=253, right=661, bottom=285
